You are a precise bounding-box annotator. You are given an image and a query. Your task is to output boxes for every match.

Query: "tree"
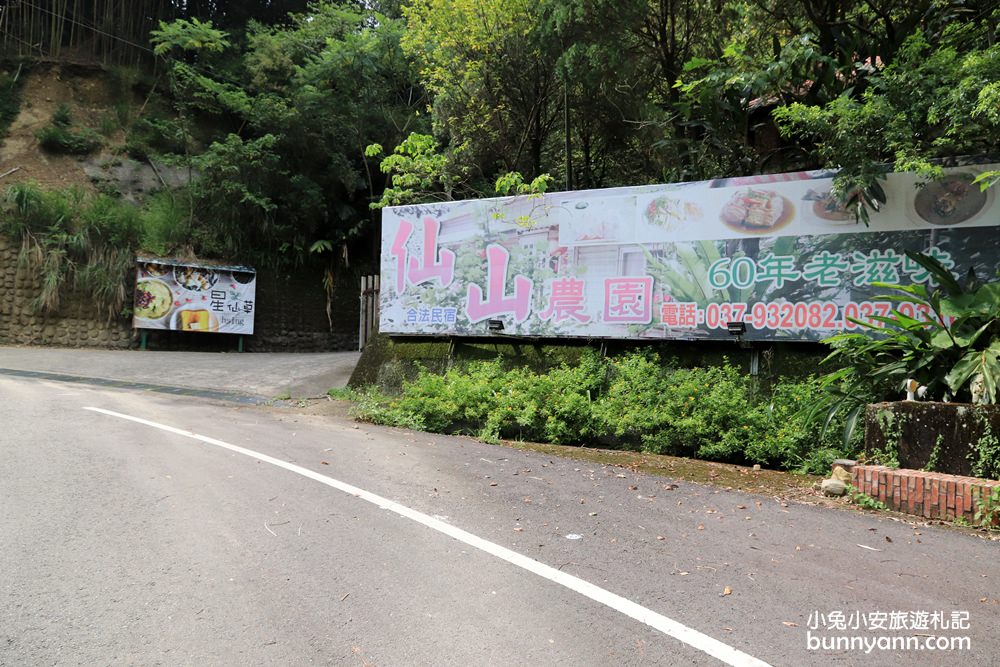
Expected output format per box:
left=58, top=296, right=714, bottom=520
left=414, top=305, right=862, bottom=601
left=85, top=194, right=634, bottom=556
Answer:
left=773, top=6, right=1000, bottom=216
left=402, top=0, right=567, bottom=183
left=148, top=1, right=424, bottom=266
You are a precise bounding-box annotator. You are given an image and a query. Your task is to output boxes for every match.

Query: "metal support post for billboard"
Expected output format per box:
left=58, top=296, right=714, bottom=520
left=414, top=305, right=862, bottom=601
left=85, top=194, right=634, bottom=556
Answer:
left=358, top=275, right=367, bottom=351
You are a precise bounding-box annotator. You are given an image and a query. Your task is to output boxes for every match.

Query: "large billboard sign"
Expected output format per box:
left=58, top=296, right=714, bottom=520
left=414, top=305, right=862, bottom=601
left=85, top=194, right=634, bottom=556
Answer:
left=380, top=164, right=998, bottom=342
left=133, top=257, right=256, bottom=334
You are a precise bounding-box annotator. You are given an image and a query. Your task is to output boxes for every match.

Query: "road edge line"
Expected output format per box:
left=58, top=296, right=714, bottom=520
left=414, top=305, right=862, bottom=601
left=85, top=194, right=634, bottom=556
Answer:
left=84, top=405, right=771, bottom=667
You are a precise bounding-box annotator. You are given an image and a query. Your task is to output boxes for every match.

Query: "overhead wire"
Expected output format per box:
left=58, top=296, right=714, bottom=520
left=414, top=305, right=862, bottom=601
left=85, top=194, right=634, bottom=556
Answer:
left=19, top=0, right=157, bottom=56
left=0, top=25, right=49, bottom=58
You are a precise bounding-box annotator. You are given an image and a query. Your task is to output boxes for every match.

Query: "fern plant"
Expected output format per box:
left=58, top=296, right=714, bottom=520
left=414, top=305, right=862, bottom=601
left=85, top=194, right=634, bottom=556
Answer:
left=805, top=250, right=1000, bottom=443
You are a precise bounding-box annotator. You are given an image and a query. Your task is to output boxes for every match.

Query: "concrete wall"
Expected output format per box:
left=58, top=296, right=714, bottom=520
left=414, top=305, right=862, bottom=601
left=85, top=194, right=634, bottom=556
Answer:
left=0, top=235, right=360, bottom=352
left=864, top=401, right=1000, bottom=477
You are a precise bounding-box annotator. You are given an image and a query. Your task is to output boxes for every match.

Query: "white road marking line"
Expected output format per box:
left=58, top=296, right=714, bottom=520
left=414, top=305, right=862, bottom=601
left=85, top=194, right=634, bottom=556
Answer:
left=85, top=406, right=771, bottom=667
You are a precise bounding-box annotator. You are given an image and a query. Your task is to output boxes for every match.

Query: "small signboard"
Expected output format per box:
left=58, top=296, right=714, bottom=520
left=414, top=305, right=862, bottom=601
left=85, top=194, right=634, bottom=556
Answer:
left=133, top=257, right=256, bottom=334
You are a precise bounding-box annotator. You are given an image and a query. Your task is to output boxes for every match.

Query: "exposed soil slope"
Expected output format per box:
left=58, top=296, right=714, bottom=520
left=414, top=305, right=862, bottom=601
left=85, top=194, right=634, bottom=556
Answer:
left=0, top=63, right=122, bottom=192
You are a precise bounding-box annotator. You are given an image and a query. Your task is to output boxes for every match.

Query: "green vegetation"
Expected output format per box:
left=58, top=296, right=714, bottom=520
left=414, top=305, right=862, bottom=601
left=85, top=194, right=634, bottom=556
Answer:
left=805, top=251, right=1000, bottom=444
left=923, top=434, right=945, bottom=473
left=0, top=182, right=191, bottom=318
left=0, top=65, right=25, bottom=138
left=973, top=486, right=1000, bottom=528
left=350, top=349, right=857, bottom=474
left=845, top=484, right=889, bottom=512
left=1, top=1, right=997, bottom=223
left=35, top=104, right=102, bottom=155
left=968, top=416, right=1000, bottom=480
left=867, top=410, right=903, bottom=468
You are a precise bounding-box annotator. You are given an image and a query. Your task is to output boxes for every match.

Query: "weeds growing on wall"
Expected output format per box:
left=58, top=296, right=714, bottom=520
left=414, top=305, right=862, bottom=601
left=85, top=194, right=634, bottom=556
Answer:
left=351, top=349, right=860, bottom=473
left=0, top=182, right=194, bottom=321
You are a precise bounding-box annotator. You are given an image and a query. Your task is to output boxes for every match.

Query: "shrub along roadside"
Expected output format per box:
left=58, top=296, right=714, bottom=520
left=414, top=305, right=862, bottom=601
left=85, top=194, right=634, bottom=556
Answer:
left=348, top=349, right=859, bottom=475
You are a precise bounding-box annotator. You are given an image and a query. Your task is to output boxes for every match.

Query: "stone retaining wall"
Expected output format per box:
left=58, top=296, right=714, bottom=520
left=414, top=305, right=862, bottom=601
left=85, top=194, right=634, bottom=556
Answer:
left=0, top=235, right=361, bottom=352
left=0, top=236, right=133, bottom=347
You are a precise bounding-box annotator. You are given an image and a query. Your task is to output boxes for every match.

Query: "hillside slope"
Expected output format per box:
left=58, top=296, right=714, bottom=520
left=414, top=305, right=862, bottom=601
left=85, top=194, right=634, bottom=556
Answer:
left=0, top=63, right=185, bottom=199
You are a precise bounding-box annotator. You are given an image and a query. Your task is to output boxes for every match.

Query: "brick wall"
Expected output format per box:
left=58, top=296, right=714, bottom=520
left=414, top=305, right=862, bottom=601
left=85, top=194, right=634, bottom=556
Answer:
left=851, top=464, right=1000, bottom=523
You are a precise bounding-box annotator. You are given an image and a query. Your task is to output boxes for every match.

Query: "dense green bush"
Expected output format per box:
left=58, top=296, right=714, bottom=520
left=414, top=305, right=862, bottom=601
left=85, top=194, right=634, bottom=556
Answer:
left=387, top=352, right=605, bottom=444
left=36, top=104, right=102, bottom=155
left=353, top=350, right=855, bottom=473
left=125, top=116, right=189, bottom=160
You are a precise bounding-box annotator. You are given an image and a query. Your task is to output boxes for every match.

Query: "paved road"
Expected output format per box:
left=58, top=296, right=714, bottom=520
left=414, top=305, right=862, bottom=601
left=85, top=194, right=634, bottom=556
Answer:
left=0, top=345, right=360, bottom=399
left=2, top=372, right=997, bottom=666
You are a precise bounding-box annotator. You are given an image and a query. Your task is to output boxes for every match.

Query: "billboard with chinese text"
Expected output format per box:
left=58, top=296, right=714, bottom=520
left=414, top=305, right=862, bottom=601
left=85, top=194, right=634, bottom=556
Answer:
left=133, top=257, right=256, bottom=334
left=380, top=163, right=999, bottom=342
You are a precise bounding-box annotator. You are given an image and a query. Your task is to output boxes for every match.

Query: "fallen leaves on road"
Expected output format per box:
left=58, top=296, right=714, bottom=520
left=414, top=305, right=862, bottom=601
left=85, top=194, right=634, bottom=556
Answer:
left=783, top=621, right=799, bottom=627
left=721, top=586, right=732, bottom=596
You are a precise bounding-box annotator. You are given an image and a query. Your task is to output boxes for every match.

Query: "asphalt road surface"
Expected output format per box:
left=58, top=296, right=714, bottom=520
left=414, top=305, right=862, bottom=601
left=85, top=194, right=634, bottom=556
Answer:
left=2, top=375, right=997, bottom=666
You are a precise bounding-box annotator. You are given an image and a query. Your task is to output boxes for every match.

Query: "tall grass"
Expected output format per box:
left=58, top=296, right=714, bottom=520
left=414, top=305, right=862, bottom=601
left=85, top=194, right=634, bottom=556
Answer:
left=0, top=65, right=26, bottom=137
left=0, top=182, right=192, bottom=321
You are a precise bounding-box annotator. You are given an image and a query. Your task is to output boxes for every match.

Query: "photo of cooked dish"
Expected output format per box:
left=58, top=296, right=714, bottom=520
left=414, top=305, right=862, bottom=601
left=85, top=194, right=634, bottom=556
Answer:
left=720, top=188, right=794, bottom=234
left=172, top=307, right=219, bottom=332
left=803, top=189, right=854, bottom=222
left=142, top=262, right=170, bottom=277
left=133, top=279, right=172, bottom=320
left=174, top=266, right=218, bottom=292
left=912, top=173, right=990, bottom=226
left=644, top=196, right=704, bottom=231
